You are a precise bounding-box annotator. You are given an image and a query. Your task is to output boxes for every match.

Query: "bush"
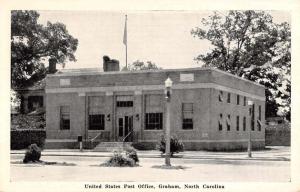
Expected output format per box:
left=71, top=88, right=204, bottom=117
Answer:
left=23, top=144, right=42, bottom=163
left=157, top=135, right=184, bottom=156
left=125, top=147, right=139, bottom=163
left=101, top=148, right=139, bottom=167
left=11, top=129, right=46, bottom=149
left=11, top=114, right=45, bottom=130
left=265, top=123, right=291, bottom=146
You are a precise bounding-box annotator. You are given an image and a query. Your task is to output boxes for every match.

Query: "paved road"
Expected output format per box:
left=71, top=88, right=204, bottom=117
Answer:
left=10, top=146, right=290, bottom=182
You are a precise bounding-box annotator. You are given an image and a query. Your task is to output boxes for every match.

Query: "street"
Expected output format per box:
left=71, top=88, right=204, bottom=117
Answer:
left=10, top=146, right=290, bottom=182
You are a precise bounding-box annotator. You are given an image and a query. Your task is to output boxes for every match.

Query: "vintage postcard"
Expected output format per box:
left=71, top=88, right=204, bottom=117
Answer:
left=0, top=0, right=299, bottom=192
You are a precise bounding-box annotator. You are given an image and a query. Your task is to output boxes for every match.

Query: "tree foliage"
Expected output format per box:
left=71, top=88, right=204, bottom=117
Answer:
left=122, top=60, right=162, bottom=71
left=191, top=11, right=290, bottom=118
left=11, top=10, right=78, bottom=89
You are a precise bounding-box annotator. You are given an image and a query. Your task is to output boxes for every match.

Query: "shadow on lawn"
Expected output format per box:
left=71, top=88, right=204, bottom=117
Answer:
left=11, top=160, right=76, bottom=166
left=151, top=165, right=190, bottom=170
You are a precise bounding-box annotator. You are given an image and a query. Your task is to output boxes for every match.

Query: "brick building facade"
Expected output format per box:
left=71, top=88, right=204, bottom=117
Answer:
left=44, top=59, right=265, bottom=150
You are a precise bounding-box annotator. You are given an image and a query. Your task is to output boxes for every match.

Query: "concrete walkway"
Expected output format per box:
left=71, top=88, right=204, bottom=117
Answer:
left=11, top=146, right=290, bottom=162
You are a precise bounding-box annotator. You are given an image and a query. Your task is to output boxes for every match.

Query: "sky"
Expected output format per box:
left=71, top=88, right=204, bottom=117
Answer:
left=38, top=10, right=291, bottom=70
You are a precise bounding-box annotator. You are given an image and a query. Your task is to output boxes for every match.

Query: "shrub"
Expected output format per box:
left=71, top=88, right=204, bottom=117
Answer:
left=101, top=148, right=139, bottom=167
left=11, top=129, right=46, bottom=149
left=157, top=135, right=184, bottom=156
left=102, top=151, right=135, bottom=167
left=23, top=144, right=42, bottom=163
left=11, top=114, right=45, bottom=130
left=125, top=147, right=139, bottom=163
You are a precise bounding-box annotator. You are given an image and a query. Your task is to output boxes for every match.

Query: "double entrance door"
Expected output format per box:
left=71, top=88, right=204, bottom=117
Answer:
left=117, top=115, right=133, bottom=142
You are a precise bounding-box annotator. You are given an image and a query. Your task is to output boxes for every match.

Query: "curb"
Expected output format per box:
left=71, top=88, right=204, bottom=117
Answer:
left=10, top=152, right=290, bottom=162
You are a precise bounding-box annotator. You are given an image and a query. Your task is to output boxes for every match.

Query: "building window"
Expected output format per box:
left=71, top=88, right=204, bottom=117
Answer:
left=88, top=96, right=105, bottom=130
left=116, top=101, right=133, bottom=107
left=182, top=103, right=193, bottom=129
left=227, top=93, right=231, bottom=103
left=244, top=96, right=247, bottom=106
left=60, top=106, right=70, bottom=130
left=236, top=116, right=240, bottom=131
left=218, top=91, right=224, bottom=102
left=251, top=104, right=255, bottom=131
left=237, top=95, right=240, bottom=105
left=257, top=105, right=262, bottom=131
left=218, top=113, right=223, bottom=131
left=145, top=113, right=163, bottom=130
left=226, top=114, right=231, bottom=131
left=89, top=114, right=105, bottom=130
left=28, top=96, right=43, bottom=112
left=116, top=95, right=134, bottom=107
left=243, top=116, right=246, bottom=131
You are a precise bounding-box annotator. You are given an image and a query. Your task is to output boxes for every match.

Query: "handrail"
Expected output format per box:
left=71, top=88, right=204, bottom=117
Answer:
left=91, top=132, right=102, bottom=142
left=123, top=131, right=132, bottom=143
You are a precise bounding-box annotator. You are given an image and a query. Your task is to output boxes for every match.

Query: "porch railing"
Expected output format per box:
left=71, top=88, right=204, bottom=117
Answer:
left=123, top=131, right=133, bottom=143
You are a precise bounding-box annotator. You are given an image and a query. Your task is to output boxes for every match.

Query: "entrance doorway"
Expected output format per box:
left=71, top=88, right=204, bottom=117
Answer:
left=115, top=95, right=134, bottom=142
left=117, top=115, right=133, bottom=142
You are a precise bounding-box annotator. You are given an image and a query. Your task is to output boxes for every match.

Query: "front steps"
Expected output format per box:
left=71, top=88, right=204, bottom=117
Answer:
left=93, top=142, right=133, bottom=152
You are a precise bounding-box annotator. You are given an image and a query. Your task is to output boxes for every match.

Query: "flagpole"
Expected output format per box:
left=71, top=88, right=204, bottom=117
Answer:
left=125, top=15, right=128, bottom=69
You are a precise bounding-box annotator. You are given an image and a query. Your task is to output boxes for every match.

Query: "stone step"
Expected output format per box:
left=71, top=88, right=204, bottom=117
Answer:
left=93, top=142, right=132, bottom=152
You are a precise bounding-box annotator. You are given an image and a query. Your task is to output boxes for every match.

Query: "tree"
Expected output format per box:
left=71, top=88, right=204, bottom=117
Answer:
left=11, top=10, right=78, bottom=90
left=122, top=60, right=162, bottom=71
left=191, top=11, right=290, bottom=118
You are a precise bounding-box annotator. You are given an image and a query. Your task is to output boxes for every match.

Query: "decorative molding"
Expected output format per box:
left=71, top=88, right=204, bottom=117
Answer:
left=105, top=91, right=113, bottom=96
left=134, top=90, right=142, bottom=95
left=59, top=79, right=70, bottom=86
left=180, top=73, right=194, bottom=82
left=46, top=82, right=265, bottom=101
left=78, top=92, right=86, bottom=97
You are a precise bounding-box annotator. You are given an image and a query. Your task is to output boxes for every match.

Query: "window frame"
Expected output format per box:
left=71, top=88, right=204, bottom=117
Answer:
left=89, top=114, right=105, bottom=130
left=116, top=101, right=133, bottom=107
left=236, top=115, right=240, bottom=131
left=218, top=91, right=224, bottom=102
left=60, top=106, right=70, bottom=130
left=145, top=113, right=163, bottom=130
left=257, top=105, right=262, bottom=131
left=226, top=114, right=231, bottom=131
left=227, top=92, right=231, bottom=103
left=182, top=103, right=194, bottom=130
left=218, top=113, right=223, bottom=131
left=243, top=116, right=246, bottom=131
left=237, top=95, right=240, bottom=105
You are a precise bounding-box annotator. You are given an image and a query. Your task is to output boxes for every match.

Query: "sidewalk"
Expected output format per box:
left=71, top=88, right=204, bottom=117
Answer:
left=11, top=146, right=290, bottom=161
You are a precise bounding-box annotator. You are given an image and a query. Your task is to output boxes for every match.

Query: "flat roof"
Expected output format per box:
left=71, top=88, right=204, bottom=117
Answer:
left=48, top=67, right=264, bottom=88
